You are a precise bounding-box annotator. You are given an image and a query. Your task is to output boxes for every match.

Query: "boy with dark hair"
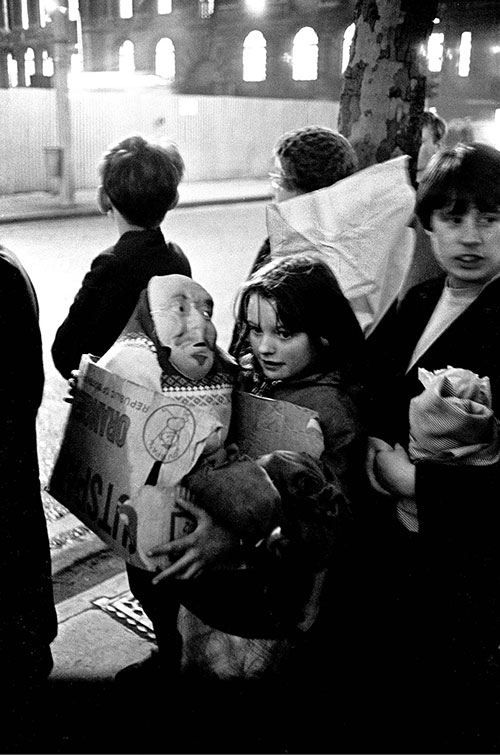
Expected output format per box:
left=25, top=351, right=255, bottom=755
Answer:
left=366, top=142, right=500, bottom=751
left=52, top=135, right=191, bottom=379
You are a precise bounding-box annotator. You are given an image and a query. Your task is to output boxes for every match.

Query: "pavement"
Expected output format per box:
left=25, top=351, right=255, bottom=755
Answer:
left=0, top=176, right=272, bottom=224
left=0, top=177, right=274, bottom=755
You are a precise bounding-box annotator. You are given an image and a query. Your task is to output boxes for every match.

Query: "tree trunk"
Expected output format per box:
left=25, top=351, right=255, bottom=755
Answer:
left=338, top=0, right=439, bottom=178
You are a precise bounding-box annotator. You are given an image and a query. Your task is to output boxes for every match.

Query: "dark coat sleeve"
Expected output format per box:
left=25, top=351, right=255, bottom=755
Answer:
left=0, top=248, right=57, bottom=652
left=52, top=236, right=191, bottom=379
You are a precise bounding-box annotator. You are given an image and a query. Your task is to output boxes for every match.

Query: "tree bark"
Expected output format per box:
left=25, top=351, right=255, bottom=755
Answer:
left=338, top=0, right=439, bottom=178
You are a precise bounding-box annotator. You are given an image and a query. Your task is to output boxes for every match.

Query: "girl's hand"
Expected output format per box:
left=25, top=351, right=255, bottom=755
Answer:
left=63, top=369, right=80, bottom=404
left=148, top=491, right=240, bottom=585
left=374, top=443, right=416, bottom=498
left=366, top=436, right=394, bottom=496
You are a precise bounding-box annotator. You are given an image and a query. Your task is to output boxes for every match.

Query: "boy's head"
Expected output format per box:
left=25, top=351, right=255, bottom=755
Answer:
left=271, top=126, right=358, bottom=201
left=97, top=135, right=185, bottom=229
left=416, top=142, right=500, bottom=231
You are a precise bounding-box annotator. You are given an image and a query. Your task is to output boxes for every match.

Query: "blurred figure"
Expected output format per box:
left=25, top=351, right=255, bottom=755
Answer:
left=416, top=110, right=447, bottom=184
left=443, top=116, right=475, bottom=148
left=400, top=110, right=449, bottom=297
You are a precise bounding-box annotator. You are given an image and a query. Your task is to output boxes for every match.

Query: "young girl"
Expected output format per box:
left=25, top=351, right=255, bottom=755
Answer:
left=232, top=251, right=367, bottom=500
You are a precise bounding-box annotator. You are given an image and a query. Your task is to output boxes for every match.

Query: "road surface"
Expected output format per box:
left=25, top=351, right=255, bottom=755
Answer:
left=0, top=201, right=267, bottom=529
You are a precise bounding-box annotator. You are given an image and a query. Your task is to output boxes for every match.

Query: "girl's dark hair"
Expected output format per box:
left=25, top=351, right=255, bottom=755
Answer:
left=233, top=253, right=366, bottom=397
left=416, top=142, right=500, bottom=231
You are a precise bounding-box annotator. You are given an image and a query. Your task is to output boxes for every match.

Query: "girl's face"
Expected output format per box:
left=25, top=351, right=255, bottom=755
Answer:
left=246, top=293, right=318, bottom=381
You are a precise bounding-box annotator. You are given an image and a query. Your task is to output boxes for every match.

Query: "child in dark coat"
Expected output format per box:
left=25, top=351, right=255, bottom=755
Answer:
left=52, top=134, right=191, bottom=379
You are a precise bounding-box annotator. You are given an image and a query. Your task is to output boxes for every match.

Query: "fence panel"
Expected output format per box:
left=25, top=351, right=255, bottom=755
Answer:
left=0, top=88, right=338, bottom=192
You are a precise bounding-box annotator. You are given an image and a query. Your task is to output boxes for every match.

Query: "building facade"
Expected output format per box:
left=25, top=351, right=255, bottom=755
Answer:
left=2, top=0, right=500, bottom=125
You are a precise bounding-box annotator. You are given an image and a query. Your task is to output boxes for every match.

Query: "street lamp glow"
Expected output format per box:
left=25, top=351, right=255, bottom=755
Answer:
left=245, top=0, right=265, bottom=15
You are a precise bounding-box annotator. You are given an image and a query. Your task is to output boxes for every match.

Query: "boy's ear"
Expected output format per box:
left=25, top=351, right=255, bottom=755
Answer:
left=168, top=190, right=180, bottom=211
left=97, top=185, right=113, bottom=215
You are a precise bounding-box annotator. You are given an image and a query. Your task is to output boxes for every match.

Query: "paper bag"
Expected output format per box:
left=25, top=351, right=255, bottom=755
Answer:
left=267, top=155, right=415, bottom=335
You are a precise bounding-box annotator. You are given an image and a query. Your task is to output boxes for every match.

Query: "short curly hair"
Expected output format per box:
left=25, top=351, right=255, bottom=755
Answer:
left=274, top=125, right=358, bottom=194
left=98, top=135, right=184, bottom=229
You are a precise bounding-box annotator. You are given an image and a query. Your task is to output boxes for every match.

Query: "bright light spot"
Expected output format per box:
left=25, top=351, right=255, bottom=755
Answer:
left=458, top=31, right=471, bottom=77
left=342, top=22, right=355, bottom=72
left=68, top=71, right=170, bottom=90
left=492, top=46, right=500, bottom=55
left=158, top=0, right=172, bottom=13
left=243, top=30, right=266, bottom=81
left=245, top=0, right=265, bottom=14
left=427, top=32, right=444, bottom=72
left=292, top=26, right=318, bottom=81
left=491, top=109, right=500, bottom=149
left=433, top=17, right=440, bottom=24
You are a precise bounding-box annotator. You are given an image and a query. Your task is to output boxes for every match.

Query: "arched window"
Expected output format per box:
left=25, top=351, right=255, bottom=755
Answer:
left=243, top=30, right=266, bottom=82
left=7, top=53, right=18, bottom=87
left=24, top=47, right=35, bottom=86
left=199, top=0, right=214, bottom=18
left=21, top=0, right=29, bottom=29
left=155, top=37, right=175, bottom=81
left=342, top=22, right=355, bottom=73
left=119, top=0, right=133, bottom=19
left=42, top=49, right=54, bottom=77
left=292, top=26, right=318, bottom=81
left=119, top=40, right=135, bottom=74
left=39, top=0, right=47, bottom=27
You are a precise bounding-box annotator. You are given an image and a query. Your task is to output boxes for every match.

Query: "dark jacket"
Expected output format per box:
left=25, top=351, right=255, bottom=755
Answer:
left=366, top=273, right=500, bottom=443
left=239, top=366, right=366, bottom=508
left=52, top=228, right=191, bottom=379
left=0, top=245, right=57, bottom=675
left=366, top=273, right=500, bottom=666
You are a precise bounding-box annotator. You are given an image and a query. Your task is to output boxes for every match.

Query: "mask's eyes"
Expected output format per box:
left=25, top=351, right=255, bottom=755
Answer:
left=167, top=296, right=187, bottom=314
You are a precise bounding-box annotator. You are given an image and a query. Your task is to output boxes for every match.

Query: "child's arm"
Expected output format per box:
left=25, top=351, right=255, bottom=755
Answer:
left=52, top=252, right=125, bottom=378
left=148, top=493, right=241, bottom=584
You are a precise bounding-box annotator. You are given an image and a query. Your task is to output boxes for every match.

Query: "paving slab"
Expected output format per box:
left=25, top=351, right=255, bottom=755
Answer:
left=51, top=570, right=156, bottom=681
